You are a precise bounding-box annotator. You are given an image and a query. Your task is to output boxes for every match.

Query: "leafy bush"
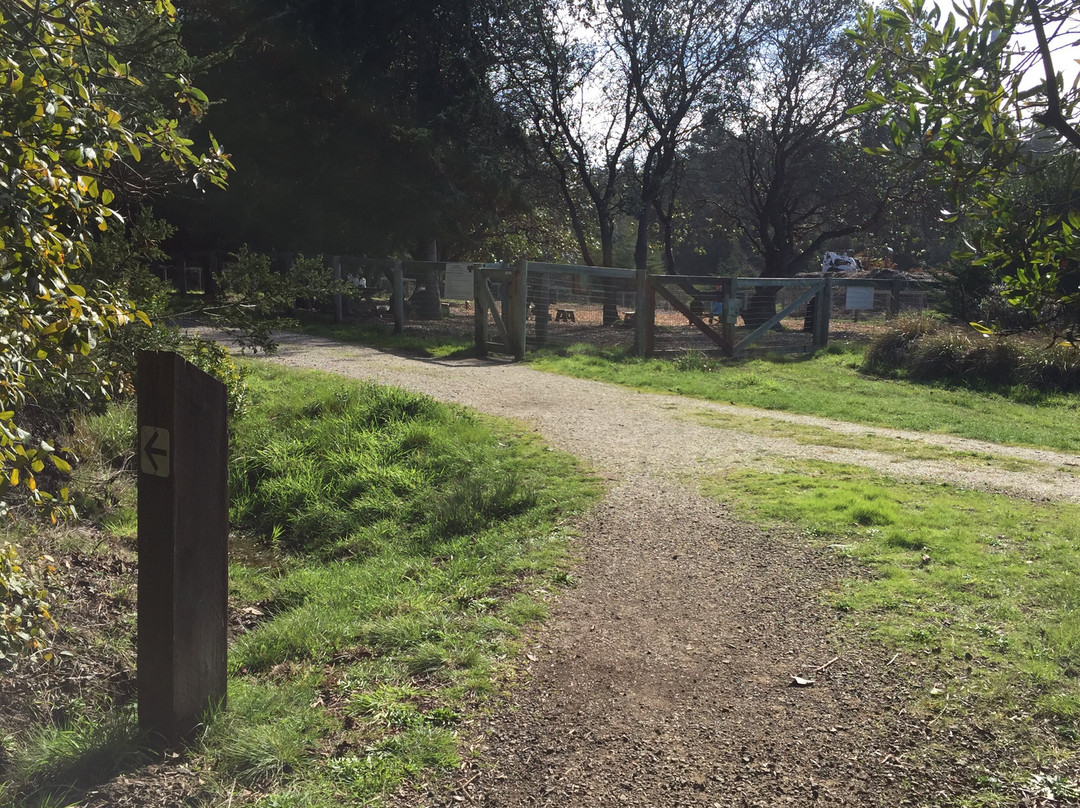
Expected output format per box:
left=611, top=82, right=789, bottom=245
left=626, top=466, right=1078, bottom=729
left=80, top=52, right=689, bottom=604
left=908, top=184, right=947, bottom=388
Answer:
left=0, top=543, right=60, bottom=667
left=864, top=319, right=1080, bottom=393
left=184, top=337, right=250, bottom=418
left=907, top=332, right=972, bottom=381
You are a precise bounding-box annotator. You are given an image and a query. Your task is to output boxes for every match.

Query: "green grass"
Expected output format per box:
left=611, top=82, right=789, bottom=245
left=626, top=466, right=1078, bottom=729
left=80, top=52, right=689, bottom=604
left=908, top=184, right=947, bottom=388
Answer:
left=203, top=361, right=600, bottom=804
left=528, top=343, right=1080, bottom=452
left=687, top=410, right=1048, bottom=472
left=700, top=461, right=1080, bottom=774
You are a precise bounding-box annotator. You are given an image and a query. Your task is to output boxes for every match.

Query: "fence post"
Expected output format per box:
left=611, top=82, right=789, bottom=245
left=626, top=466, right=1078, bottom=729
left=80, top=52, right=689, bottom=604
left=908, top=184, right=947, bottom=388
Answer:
left=889, top=278, right=902, bottom=317
left=634, top=267, right=648, bottom=356
left=534, top=272, right=550, bottom=348
left=510, top=261, right=528, bottom=359
left=645, top=278, right=656, bottom=357
left=812, top=278, right=832, bottom=350
left=473, top=264, right=489, bottom=357
left=721, top=277, right=736, bottom=357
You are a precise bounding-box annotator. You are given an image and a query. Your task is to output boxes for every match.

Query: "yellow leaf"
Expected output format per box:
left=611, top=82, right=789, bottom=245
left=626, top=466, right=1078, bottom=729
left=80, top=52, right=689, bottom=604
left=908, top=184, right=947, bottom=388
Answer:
left=8, top=468, right=17, bottom=486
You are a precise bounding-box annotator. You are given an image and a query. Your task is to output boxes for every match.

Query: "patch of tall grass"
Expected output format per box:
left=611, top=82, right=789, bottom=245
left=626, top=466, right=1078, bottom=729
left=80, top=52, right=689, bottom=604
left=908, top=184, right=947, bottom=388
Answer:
left=865, top=314, right=1080, bottom=393
left=206, top=361, right=599, bottom=802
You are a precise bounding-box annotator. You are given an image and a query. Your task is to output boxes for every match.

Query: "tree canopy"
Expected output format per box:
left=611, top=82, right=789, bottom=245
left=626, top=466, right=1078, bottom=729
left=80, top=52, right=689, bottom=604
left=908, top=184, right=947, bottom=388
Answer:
left=853, top=0, right=1080, bottom=340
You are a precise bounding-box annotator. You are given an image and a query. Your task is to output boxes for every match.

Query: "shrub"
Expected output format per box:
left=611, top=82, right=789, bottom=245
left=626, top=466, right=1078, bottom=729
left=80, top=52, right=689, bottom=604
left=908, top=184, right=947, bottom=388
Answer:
left=863, top=313, right=941, bottom=375
left=1018, top=342, right=1080, bottom=393
left=907, top=332, right=972, bottom=381
left=0, top=543, right=60, bottom=667
left=183, top=337, right=250, bottom=418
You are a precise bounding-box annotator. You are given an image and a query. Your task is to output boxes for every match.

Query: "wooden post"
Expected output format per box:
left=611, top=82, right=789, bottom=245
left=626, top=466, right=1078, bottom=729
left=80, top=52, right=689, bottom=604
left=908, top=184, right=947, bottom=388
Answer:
left=645, top=280, right=655, bottom=357
left=535, top=272, right=550, bottom=348
left=137, top=351, right=228, bottom=747
left=634, top=267, right=648, bottom=356
left=721, top=277, right=737, bottom=358
left=812, top=278, right=832, bottom=350
left=473, top=264, right=489, bottom=357
left=332, top=256, right=343, bottom=323
left=391, top=260, right=405, bottom=334
left=889, top=278, right=902, bottom=318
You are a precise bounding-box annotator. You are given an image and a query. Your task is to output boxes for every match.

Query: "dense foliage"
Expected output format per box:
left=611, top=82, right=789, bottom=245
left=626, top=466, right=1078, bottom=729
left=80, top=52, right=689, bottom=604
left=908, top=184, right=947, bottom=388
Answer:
left=853, top=0, right=1080, bottom=342
left=0, top=0, right=230, bottom=517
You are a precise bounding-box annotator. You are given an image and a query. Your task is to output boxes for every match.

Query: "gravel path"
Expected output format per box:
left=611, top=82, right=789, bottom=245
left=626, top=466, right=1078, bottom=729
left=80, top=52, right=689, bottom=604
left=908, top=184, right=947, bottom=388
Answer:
left=246, top=333, right=1080, bottom=807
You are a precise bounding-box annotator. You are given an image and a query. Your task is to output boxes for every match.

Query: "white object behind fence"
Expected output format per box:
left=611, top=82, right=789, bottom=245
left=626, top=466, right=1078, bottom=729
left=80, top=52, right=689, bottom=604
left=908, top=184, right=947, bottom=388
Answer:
left=444, top=263, right=473, bottom=300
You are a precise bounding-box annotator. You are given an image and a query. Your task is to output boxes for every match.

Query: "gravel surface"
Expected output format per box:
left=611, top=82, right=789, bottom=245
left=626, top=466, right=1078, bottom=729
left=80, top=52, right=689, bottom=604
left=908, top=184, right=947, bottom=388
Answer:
left=242, top=332, right=1080, bottom=807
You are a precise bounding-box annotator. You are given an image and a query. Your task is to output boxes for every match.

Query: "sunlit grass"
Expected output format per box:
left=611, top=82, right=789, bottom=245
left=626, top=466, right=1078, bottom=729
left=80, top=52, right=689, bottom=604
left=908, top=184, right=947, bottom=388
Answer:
left=529, top=343, right=1080, bottom=452
left=700, top=461, right=1080, bottom=744
left=200, top=361, right=599, bottom=803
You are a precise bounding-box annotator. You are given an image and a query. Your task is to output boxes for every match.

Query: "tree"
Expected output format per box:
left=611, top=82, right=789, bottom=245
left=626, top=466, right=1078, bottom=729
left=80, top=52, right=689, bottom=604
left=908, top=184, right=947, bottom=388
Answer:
left=606, top=0, right=754, bottom=274
left=165, top=0, right=521, bottom=260
left=852, top=0, right=1080, bottom=341
left=708, top=0, right=887, bottom=275
left=0, top=0, right=230, bottom=517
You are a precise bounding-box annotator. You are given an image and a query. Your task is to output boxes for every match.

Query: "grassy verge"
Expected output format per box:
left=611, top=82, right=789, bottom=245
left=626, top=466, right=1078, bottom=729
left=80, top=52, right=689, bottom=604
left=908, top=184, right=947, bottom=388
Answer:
left=295, top=313, right=474, bottom=359
left=528, top=344, right=1080, bottom=452
left=214, top=362, right=598, bottom=806
left=0, top=361, right=599, bottom=808
left=699, top=461, right=1080, bottom=804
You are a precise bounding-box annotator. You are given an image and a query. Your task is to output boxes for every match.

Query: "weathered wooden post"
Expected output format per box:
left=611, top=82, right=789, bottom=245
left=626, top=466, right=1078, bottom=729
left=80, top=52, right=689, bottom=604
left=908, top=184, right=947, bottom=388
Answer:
left=634, top=266, right=648, bottom=356
left=889, top=278, right=902, bottom=318
left=137, top=351, right=228, bottom=747
left=812, top=278, right=832, bottom=350
left=510, top=261, right=529, bottom=360
left=721, top=277, right=737, bottom=358
left=534, top=272, right=550, bottom=348
left=472, top=264, right=489, bottom=357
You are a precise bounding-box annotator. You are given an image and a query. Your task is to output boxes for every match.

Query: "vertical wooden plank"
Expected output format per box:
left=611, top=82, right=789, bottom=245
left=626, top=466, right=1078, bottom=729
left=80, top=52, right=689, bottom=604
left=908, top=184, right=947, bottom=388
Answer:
left=721, top=277, right=736, bottom=358
left=813, top=279, right=832, bottom=350
left=645, top=279, right=656, bottom=357
left=634, top=267, right=648, bottom=356
left=889, top=278, right=902, bottom=318
left=510, top=261, right=528, bottom=359
left=392, top=260, right=405, bottom=334
left=473, top=264, right=488, bottom=357
left=137, top=351, right=228, bottom=747
left=534, top=272, right=550, bottom=349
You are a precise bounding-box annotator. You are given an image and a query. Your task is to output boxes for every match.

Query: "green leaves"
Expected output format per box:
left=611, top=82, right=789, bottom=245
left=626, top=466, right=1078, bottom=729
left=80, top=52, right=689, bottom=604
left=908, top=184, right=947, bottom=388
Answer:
left=851, top=0, right=1080, bottom=343
left=0, top=0, right=232, bottom=518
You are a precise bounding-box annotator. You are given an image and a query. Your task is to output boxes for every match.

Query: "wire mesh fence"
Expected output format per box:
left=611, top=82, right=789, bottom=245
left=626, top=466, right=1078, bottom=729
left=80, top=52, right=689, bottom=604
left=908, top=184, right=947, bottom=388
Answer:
left=524, top=264, right=638, bottom=354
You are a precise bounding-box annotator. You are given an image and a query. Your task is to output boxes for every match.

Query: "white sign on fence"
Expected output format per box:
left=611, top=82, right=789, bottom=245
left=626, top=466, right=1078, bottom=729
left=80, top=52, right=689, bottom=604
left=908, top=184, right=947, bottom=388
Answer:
left=845, top=285, right=875, bottom=310
left=444, top=263, right=472, bottom=301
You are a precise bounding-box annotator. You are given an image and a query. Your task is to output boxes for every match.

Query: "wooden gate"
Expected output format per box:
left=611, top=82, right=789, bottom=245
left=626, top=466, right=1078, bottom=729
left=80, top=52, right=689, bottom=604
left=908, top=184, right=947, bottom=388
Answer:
left=472, top=262, right=526, bottom=358
left=644, top=275, right=832, bottom=357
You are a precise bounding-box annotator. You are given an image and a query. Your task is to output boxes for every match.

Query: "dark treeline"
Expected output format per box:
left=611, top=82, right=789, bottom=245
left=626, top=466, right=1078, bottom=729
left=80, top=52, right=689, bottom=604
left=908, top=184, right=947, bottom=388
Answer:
left=152, top=0, right=934, bottom=276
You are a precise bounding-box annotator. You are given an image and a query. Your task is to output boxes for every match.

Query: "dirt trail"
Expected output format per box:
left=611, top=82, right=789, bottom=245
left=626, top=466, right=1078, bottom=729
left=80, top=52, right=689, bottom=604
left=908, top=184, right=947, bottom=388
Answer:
left=251, top=334, right=1079, bottom=806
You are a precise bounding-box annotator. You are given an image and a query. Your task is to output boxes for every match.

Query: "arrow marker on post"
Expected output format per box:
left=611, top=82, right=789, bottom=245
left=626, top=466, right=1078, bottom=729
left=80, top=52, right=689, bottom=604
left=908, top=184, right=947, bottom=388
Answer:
left=140, top=426, right=170, bottom=477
